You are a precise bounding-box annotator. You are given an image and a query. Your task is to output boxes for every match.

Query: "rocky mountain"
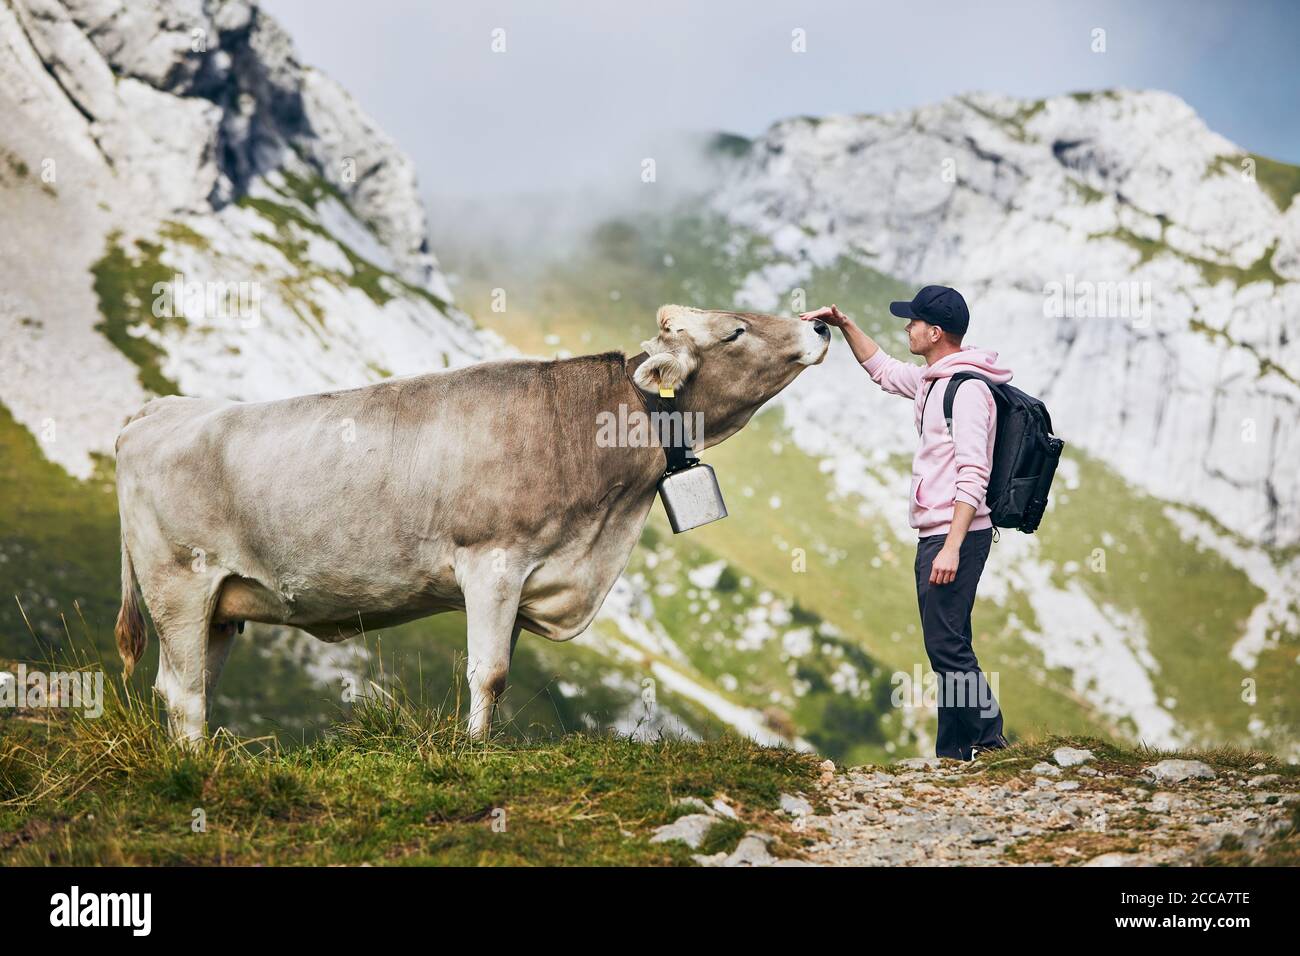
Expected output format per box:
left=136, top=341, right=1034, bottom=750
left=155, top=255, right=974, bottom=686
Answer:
left=0, top=0, right=484, bottom=483
left=714, top=90, right=1299, bottom=550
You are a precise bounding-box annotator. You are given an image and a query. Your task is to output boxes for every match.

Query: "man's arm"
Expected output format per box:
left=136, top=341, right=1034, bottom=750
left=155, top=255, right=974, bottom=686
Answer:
left=929, top=502, right=976, bottom=585
left=800, top=305, right=923, bottom=398
left=930, top=385, right=996, bottom=585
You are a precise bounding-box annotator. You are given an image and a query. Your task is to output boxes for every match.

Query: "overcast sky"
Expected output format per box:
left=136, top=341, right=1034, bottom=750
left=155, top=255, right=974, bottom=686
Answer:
left=265, top=0, right=1299, bottom=200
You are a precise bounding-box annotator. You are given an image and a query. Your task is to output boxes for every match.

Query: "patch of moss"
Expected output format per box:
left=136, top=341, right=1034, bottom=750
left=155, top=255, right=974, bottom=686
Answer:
left=1213, top=152, right=1300, bottom=212
left=1068, top=178, right=1106, bottom=203
left=1093, top=227, right=1284, bottom=288
left=1189, top=317, right=1298, bottom=387
left=1249, top=153, right=1300, bottom=212
left=157, top=220, right=210, bottom=250
left=277, top=168, right=350, bottom=211
left=91, top=232, right=182, bottom=396
left=239, top=194, right=445, bottom=311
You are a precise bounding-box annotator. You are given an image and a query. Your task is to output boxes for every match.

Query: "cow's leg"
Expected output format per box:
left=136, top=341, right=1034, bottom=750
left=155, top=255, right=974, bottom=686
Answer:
left=205, top=621, right=238, bottom=703
left=460, top=560, right=526, bottom=740
left=144, top=574, right=222, bottom=744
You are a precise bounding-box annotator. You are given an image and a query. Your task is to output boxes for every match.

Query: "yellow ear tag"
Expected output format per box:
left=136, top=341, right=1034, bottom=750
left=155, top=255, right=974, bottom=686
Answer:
left=659, top=387, right=675, bottom=398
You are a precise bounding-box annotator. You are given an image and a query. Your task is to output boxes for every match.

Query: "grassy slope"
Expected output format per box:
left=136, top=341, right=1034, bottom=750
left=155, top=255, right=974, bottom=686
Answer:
left=446, top=208, right=1284, bottom=754
left=0, top=694, right=816, bottom=865
left=4, top=698, right=1294, bottom=866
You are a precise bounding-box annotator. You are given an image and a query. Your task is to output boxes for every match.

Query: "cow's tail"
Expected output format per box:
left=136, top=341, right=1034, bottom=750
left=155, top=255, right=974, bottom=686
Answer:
left=115, top=530, right=147, bottom=677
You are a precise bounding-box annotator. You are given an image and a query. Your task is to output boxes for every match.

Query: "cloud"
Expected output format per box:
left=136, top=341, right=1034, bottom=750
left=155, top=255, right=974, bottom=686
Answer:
left=265, top=0, right=1298, bottom=199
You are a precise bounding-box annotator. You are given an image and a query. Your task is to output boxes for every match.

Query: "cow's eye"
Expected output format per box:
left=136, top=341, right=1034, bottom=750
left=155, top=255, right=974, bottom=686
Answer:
left=722, top=328, right=745, bottom=342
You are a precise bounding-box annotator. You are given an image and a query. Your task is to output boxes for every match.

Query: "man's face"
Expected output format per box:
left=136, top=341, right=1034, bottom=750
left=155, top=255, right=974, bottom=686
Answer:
left=905, top=319, right=941, bottom=356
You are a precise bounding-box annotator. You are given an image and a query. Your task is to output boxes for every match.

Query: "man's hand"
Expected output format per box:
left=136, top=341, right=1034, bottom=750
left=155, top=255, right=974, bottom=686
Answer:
left=929, top=544, right=959, bottom=586
left=800, top=304, right=851, bottom=328
left=801, top=304, right=882, bottom=364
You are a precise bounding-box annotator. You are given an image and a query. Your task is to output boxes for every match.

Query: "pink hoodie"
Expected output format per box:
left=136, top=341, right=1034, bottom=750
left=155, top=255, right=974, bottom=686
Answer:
left=863, top=346, right=1014, bottom=538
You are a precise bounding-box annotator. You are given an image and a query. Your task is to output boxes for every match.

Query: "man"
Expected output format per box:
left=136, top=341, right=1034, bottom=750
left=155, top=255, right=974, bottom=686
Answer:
left=801, top=286, right=1010, bottom=760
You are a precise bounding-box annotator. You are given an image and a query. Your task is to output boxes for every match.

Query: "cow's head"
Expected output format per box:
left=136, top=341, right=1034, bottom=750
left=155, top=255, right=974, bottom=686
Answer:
left=634, top=305, right=830, bottom=449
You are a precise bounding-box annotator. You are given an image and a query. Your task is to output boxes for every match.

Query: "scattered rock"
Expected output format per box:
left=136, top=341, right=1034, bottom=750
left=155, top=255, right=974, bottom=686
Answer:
left=1248, top=774, right=1281, bottom=788
left=896, top=756, right=943, bottom=771
left=1053, top=747, right=1095, bottom=767
left=779, top=793, right=813, bottom=817
left=673, top=797, right=712, bottom=815
left=711, top=798, right=738, bottom=820
left=1144, top=759, right=1216, bottom=783
left=1084, top=852, right=1146, bottom=867
left=797, top=746, right=1295, bottom=867
left=1149, top=792, right=1178, bottom=813
left=693, top=831, right=782, bottom=867
left=650, top=814, right=715, bottom=849
left=728, top=833, right=779, bottom=866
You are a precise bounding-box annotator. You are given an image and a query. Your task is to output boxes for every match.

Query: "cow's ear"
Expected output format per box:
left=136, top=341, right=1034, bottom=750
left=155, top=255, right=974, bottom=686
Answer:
left=634, top=349, right=695, bottom=393
left=656, top=304, right=689, bottom=331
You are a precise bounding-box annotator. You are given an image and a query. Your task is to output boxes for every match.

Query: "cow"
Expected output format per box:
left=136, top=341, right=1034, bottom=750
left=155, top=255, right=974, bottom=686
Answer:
left=113, top=305, right=831, bottom=741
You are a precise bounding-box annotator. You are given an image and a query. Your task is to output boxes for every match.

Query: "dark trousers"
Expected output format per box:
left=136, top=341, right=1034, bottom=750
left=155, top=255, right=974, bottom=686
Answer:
left=914, top=527, right=1006, bottom=760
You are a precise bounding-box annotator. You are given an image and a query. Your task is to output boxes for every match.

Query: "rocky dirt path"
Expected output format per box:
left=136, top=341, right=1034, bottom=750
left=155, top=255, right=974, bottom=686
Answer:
left=652, top=739, right=1298, bottom=867
left=792, top=746, right=1298, bottom=866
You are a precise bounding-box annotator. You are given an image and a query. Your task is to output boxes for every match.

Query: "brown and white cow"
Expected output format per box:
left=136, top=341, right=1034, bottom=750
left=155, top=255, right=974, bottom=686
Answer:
left=114, top=305, right=830, bottom=740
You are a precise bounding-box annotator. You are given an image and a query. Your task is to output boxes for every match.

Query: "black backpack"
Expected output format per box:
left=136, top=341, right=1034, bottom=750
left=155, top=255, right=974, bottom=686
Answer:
left=922, top=372, right=1065, bottom=534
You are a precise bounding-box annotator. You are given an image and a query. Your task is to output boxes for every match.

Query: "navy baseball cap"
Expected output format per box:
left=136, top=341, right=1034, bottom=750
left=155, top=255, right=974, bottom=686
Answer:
left=889, top=285, right=969, bottom=335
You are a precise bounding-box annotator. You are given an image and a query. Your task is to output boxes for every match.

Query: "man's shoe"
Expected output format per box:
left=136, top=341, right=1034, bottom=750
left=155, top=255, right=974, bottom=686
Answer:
left=970, top=737, right=1010, bottom=761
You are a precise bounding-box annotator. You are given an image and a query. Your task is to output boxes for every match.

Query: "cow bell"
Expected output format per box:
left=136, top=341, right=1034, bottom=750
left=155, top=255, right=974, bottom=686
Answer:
left=658, top=460, right=728, bottom=533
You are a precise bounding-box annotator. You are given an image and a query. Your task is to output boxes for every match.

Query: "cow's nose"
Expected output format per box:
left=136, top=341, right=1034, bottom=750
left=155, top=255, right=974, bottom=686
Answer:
left=813, top=320, right=829, bottom=337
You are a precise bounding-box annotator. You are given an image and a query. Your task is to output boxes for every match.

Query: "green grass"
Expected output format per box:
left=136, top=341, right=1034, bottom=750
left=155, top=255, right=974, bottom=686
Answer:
left=948, top=732, right=1300, bottom=784
left=0, top=400, right=121, bottom=660
left=1249, top=153, right=1300, bottom=212
left=1213, top=153, right=1300, bottom=213
left=1035, top=457, right=1272, bottom=749
left=0, top=685, right=817, bottom=865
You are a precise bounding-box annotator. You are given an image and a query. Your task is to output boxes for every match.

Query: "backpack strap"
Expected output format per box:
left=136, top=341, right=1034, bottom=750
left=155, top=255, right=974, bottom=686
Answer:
left=941, top=372, right=999, bottom=435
